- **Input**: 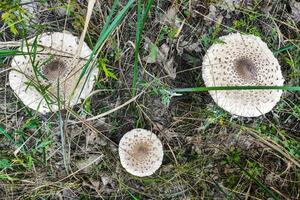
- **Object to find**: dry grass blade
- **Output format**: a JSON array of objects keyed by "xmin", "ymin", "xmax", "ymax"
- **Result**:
[
  {"xmin": 74, "ymin": 0, "xmax": 96, "ymax": 59},
  {"xmin": 75, "ymin": 91, "xmax": 144, "ymax": 123},
  {"xmin": 0, "ymin": 41, "xmax": 22, "ymax": 48}
]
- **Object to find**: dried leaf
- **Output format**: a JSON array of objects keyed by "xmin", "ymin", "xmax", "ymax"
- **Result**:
[
  {"xmin": 56, "ymin": 188, "xmax": 77, "ymax": 200},
  {"xmin": 144, "ymin": 42, "xmax": 176, "ymax": 79},
  {"xmin": 100, "ymin": 173, "xmax": 114, "ymax": 188},
  {"xmin": 144, "ymin": 43, "xmax": 159, "ymax": 64},
  {"xmin": 163, "ymin": 57, "xmax": 176, "ymax": 79},
  {"xmin": 291, "ymin": 1, "xmax": 300, "ymax": 22},
  {"xmin": 159, "ymin": 43, "xmax": 170, "ymax": 58},
  {"xmin": 161, "ymin": 7, "xmax": 177, "ymax": 26},
  {"xmin": 205, "ymin": 5, "xmax": 218, "ymax": 23},
  {"xmin": 217, "ymin": 0, "xmax": 253, "ymax": 11}
]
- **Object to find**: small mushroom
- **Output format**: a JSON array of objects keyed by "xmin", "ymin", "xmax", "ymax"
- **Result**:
[
  {"xmin": 9, "ymin": 32, "xmax": 98, "ymax": 114},
  {"xmin": 202, "ymin": 33, "xmax": 284, "ymax": 117},
  {"xmin": 118, "ymin": 128, "xmax": 164, "ymax": 177}
]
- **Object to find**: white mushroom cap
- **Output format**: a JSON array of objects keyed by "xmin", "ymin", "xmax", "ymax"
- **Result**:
[
  {"xmin": 202, "ymin": 33, "xmax": 284, "ymax": 117},
  {"xmin": 118, "ymin": 128, "xmax": 164, "ymax": 177},
  {"xmin": 9, "ymin": 32, "xmax": 98, "ymax": 114}
]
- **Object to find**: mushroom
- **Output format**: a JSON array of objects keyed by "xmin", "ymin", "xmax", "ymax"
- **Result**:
[
  {"xmin": 9, "ymin": 32, "xmax": 98, "ymax": 114},
  {"xmin": 118, "ymin": 128, "xmax": 163, "ymax": 177},
  {"xmin": 202, "ymin": 33, "xmax": 284, "ymax": 117}
]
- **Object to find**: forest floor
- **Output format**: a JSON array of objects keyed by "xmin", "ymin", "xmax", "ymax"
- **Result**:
[{"xmin": 0, "ymin": 0, "xmax": 300, "ymax": 199}]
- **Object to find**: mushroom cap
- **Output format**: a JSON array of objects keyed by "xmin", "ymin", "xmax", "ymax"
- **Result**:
[
  {"xmin": 202, "ymin": 33, "xmax": 284, "ymax": 117},
  {"xmin": 9, "ymin": 32, "xmax": 98, "ymax": 114},
  {"xmin": 118, "ymin": 128, "xmax": 163, "ymax": 177}
]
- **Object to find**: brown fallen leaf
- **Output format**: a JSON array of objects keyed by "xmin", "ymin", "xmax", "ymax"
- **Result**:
[
  {"xmin": 144, "ymin": 42, "xmax": 177, "ymax": 79},
  {"xmin": 161, "ymin": 7, "xmax": 181, "ymax": 28},
  {"xmin": 291, "ymin": 1, "xmax": 300, "ymax": 22}
]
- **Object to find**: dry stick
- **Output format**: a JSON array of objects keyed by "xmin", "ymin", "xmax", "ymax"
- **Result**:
[
  {"xmin": 76, "ymin": 0, "xmax": 96, "ymax": 58},
  {"xmin": 64, "ymin": 0, "xmax": 116, "ymax": 100},
  {"xmin": 67, "ymin": 0, "xmax": 96, "ymax": 74},
  {"xmin": 72, "ymin": 91, "xmax": 144, "ymax": 123},
  {"xmin": 66, "ymin": 95, "xmax": 146, "ymax": 152},
  {"xmin": 0, "ymin": 67, "xmax": 12, "ymax": 74},
  {"xmin": 61, "ymin": 0, "xmax": 96, "ymax": 111}
]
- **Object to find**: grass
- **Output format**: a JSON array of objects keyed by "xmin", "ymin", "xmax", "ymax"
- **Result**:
[
  {"xmin": 0, "ymin": 0, "xmax": 300, "ymax": 199},
  {"xmin": 73, "ymin": 0, "xmax": 134, "ymax": 103},
  {"xmin": 132, "ymin": 0, "xmax": 155, "ymax": 95}
]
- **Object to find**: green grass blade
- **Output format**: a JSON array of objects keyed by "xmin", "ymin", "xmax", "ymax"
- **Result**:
[
  {"xmin": 142, "ymin": 0, "xmax": 155, "ymax": 26},
  {"xmin": 0, "ymin": 49, "xmax": 20, "ymax": 56},
  {"xmin": 273, "ymin": 44, "xmax": 297, "ymax": 55},
  {"xmin": 0, "ymin": 125, "xmax": 15, "ymax": 144},
  {"xmin": 74, "ymin": 0, "xmax": 134, "ymax": 102},
  {"xmin": 0, "ymin": 49, "xmax": 34, "ymax": 57},
  {"xmin": 21, "ymin": 34, "xmax": 55, "ymax": 111},
  {"xmin": 132, "ymin": 0, "xmax": 142, "ymax": 96},
  {"xmin": 132, "ymin": 0, "xmax": 154, "ymax": 95},
  {"xmin": 172, "ymin": 85, "xmax": 300, "ymax": 93},
  {"xmin": 99, "ymin": 0, "xmax": 119, "ymax": 36},
  {"xmin": 94, "ymin": 1, "xmax": 133, "ymax": 52}
]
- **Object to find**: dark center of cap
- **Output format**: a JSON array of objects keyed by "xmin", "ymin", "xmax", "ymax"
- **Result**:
[
  {"xmin": 133, "ymin": 142, "xmax": 150, "ymax": 160},
  {"xmin": 234, "ymin": 58, "xmax": 257, "ymax": 80},
  {"xmin": 42, "ymin": 59, "xmax": 67, "ymax": 82}
]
